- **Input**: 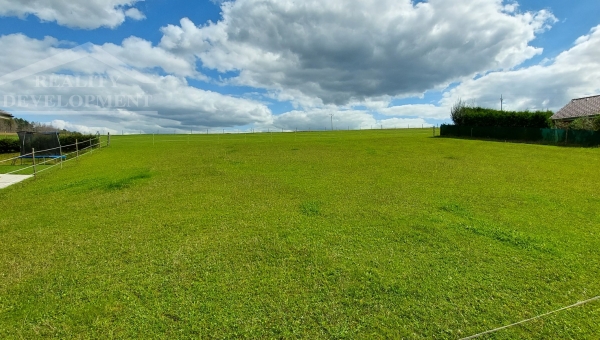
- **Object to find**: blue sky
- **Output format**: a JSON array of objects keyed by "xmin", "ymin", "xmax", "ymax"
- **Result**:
[{"xmin": 0, "ymin": 0, "xmax": 598, "ymax": 133}]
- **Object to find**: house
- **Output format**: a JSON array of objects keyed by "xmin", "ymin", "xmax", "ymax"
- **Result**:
[
  {"xmin": 551, "ymin": 95, "xmax": 600, "ymax": 122},
  {"xmin": 0, "ymin": 110, "xmax": 13, "ymax": 120}
]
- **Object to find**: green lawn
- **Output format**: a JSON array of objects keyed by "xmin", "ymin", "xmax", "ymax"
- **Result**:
[{"xmin": 1, "ymin": 130, "xmax": 599, "ymax": 339}]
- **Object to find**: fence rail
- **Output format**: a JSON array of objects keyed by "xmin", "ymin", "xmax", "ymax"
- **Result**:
[{"xmin": 0, "ymin": 136, "xmax": 109, "ymax": 179}]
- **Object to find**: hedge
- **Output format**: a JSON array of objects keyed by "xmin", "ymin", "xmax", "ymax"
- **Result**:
[
  {"xmin": 451, "ymin": 106, "xmax": 553, "ymax": 128},
  {"xmin": 0, "ymin": 134, "xmax": 100, "ymax": 154},
  {"xmin": 0, "ymin": 138, "xmax": 20, "ymax": 154},
  {"xmin": 59, "ymin": 134, "xmax": 100, "ymax": 153}
]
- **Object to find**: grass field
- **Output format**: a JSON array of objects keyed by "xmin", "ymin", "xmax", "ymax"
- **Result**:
[
  {"xmin": 0, "ymin": 133, "xmax": 17, "ymax": 139},
  {"xmin": 1, "ymin": 129, "xmax": 599, "ymax": 339}
]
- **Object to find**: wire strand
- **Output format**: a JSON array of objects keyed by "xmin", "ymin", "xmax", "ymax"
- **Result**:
[{"xmin": 460, "ymin": 296, "xmax": 600, "ymax": 340}]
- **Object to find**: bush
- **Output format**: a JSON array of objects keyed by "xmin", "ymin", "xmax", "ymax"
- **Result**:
[
  {"xmin": 0, "ymin": 138, "xmax": 20, "ymax": 154},
  {"xmin": 593, "ymin": 116, "xmax": 600, "ymax": 131},
  {"xmin": 451, "ymin": 105, "xmax": 553, "ymax": 128},
  {"xmin": 554, "ymin": 120, "xmax": 570, "ymax": 130},
  {"xmin": 450, "ymin": 99, "xmax": 468, "ymax": 126},
  {"xmin": 569, "ymin": 117, "xmax": 595, "ymax": 131}
]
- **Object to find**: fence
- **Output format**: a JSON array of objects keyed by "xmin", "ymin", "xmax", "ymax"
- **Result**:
[
  {"xmin": 440, "ymin": 125, "xmax": 600, "ymax": 146},
  {"xmin": 0, "ymin": 135, "xmax": 109, "ymax": 178}
]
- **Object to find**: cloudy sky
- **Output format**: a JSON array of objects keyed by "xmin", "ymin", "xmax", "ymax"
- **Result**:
[{"xmin": 0, "ymin": 0, "xmax": 598, "ymax": 133}]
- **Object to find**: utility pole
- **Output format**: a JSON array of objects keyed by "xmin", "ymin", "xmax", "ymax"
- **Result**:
[
  {"xmin": 330, "ymin": 114, "xmax": 334, "ymax": 131},
  {"xmin": 500, "ymin": 94, "xmax": 504, "ymax": 112}
]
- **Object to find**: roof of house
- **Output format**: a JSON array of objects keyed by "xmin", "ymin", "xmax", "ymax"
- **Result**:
[
  {"xmin": 0, "ymin": 111, "xmax": 13, "ymax": 120},
  {"xmin": 551, "ymin": 95, "xmax": 600, "ymax": 120}
]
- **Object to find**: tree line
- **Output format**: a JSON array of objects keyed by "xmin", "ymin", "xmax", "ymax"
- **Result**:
[{"xmin": 1, "ymin": 110, "xmax": 65, "ymax": 133}]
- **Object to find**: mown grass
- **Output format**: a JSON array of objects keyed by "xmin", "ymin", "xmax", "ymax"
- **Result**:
[
  {"xmin": 0, "ymin": 130, "xmax": 599, "ymax": 339},
  {"xmin": 0, "ymin": 152, "xmax": 88, "ymax": 175}
]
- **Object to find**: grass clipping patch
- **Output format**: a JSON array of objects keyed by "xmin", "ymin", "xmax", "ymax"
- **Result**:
[
  {"xmin": 441, "ymin": 203, "xmax": 556, "ymax": 254},
  {"xmin": 300, "ymin": 200, "xmax": 322, "ymax": 217}
]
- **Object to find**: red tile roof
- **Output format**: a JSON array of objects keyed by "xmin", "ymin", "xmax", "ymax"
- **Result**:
[{"xmin": 552, "ymin": 95, "xmax": 600, "ymax": 120}]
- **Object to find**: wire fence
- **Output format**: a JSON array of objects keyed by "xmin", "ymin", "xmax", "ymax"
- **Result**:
[
  {"xmin": 0, "ymin": 136, "xmax": 109, "ymax": 178},
  {"xmin": 108, "ymin": 126, "xmax": 441, "ymax": 146},
  {"xmin": 114, "ymin": 125, "xmax": 441, "ymax": 136},
  {"xmin": 2, "ymin": 127, "xmax": 438, "ymax": 179}
]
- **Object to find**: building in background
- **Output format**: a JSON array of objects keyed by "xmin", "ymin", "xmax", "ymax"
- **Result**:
[
  {"xmin": 551, "ymin": 95, "xmax": 600, "ymax": 122},
  {"xmin": 0, "ymin": 110, "xmax": 14, "ymax": 120}
]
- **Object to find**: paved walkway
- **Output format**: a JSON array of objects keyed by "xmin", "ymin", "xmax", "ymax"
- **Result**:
[{"xmin": 0, "ymin": 174, "xmax": 33, "ymax": 189}]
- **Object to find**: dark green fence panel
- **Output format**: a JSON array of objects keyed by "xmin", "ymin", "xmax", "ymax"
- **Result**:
[
  {"xmin": 441, "ymin": 125, "xmax": 542, "ymax": 141},
  {"xmin": 568, "ymin": 130, "xmax": 600, "ymax": 146},
  {"xmin": 442, "ymin": 125, "xmax": 600, "ymax": 146},
  {"xmin": 541, "ymin": 129, "xmax": 566, "ymax": 143}
]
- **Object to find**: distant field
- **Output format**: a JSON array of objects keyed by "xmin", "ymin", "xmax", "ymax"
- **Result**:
[
  {"xmin": 0, "ymin": 132, "xmax": 17, "ymax": 138},
  {"xmin": 1, "ymin": 129, "xmax": 599, "ymax": 338}
]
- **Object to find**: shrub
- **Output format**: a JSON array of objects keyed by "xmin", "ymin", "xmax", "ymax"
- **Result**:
[
  {"xmin": 554, "ymin": 120, "xmax": 570, "ymax": 130},
  {"xmin": 0, "ymin": 138, "xmax": 20, "ymax": 154},
  {"xmin": 593, "ymin": 116, "xmax": 600, "ymax": 131},
  {"xmin": 450, "ymin": 99, "xmax": 468, "ymax": 126},
  {"xmin": 569, "ymin": 117, "xmax": 595, "ymax": 131}
]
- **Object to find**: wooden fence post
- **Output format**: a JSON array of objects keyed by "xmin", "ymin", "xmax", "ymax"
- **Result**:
[{"xmin": 32, "ymin": 148, "xmax": 36, "ymax": 177}]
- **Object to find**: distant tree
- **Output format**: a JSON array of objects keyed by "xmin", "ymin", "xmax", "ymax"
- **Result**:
[{"xmin": 14, "ymin": 118, "xmax": 33, "ymax": 131}]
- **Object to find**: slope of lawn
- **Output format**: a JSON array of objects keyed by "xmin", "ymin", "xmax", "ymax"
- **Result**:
[{"xmin": 0, "ymin": 129, "xmax": 599, "ymax": 339}]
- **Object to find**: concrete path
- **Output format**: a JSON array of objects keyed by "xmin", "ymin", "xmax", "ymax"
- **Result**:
[{"xmin": 0, "ymin": 174, "xmax": 33, "ymax": 189}]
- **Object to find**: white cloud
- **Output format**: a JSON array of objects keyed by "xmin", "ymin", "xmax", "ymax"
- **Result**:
[
  {"xmin": 4, "ymin": 1, "xmax": 596, "ymax": 133},
  {"xmin": 273, "ymin": 108, "xmax": 375, "ymax": 131},
  {"xmin": 0, "ymin": 0, "xmax": 145, "ymax": 29},
  {"xmin": 159, "ymin": 0, "xmax": 556, "ymax": 106},
  {"xmin": 271, "ymin": 108, "xmax": 432, "ymax": 131},
  {"xmin": 0, "ymin": 34, "xmax": 273, "ymax": 131},
  {"xmin": 125, "ymin": 8, "xmax": 145, "ymax": 21},
  {"xmin": 101, "ymin": 37, "xmax": 201, "ymax": 79},
  {"xmin": 443, "ymin": 25, "xmax": 600, "ymax": 112},
  {"xmin": 379, "ymin": 117, "xmax": 433, "ymax": 129},
  {"xmin": 380, "ymin": 104, "xmax": 449, "ymax": 119},
  {"xmin": 49, "ymin": 119, "xmax": 119, "ymax": 134}
]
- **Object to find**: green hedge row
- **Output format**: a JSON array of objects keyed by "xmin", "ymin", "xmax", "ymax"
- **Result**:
[
  {"xmin": 451, "ymin": 107, "xmax": 553, "ymax": 128},
  {"xmin": 59, "ymin": 135, "xmax": 100, "ymax": 153},
  {"xmin": 0, "ymin": 134, "xmax": 100, "ymax": 154}
]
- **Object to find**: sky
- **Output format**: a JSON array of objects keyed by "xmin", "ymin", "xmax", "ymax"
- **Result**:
[{"xmin": 0, "ymin": 0, "xmax": 598, "ymax": 134}]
